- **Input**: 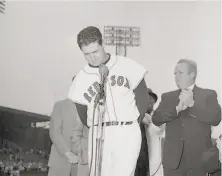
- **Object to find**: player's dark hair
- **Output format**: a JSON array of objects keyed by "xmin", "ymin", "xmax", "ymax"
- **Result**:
[{"xmin": 77, "ymin": 26, "xmax": 103, "ymax": 49}]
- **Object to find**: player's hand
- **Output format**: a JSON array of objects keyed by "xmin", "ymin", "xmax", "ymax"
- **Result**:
[
  {"xmin": 99, "ymin": 102, "xmax": 106, "ymax": 115},
  {"xmin": 142, "ymin": 113, "xmax": 152, "ymax": 125},
  {"xmin": 64, "ymin": 151, "xmax": 77, "ymax": 164}
]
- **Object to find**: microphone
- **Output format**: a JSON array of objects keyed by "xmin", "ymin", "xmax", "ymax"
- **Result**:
[
  {"xmin": 94, "ymin": 64, "xmax": 109, "ymax": 106},
  {"xmin": 99, "ymin": 64, "xmax": 109, "ymax": 90}
]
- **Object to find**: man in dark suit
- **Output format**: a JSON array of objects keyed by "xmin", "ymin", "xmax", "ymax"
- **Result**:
[{"xmin": 152, "ymin": 59, "xmax": 221, "ymax": 176}]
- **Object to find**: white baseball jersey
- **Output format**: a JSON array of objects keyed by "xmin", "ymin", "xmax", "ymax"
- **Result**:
[{"xmin": 68, "ymin": 55, "xmax": 147, "ymax": 127}]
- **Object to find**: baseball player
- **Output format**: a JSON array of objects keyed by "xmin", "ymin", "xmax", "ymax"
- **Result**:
[{"xmin": 68, "ymin": 26, "xmax": 151, "ymax": 176}]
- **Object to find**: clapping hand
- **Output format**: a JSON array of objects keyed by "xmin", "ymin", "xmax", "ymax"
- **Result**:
[
  {"xmin": 177, "ymin": 89, "xmax": 194, "ymax": 113},
  {"xmin": 180, "ymin": 89, "xmax": 194, "ymax": 107}
]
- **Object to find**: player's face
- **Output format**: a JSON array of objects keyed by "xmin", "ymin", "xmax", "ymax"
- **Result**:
[
  {"xmin": 81, "ymin": 42, "xmax": 106, "ymax": 67},
  {"xmin": 174, "ymin": 63, "xmax": 195, "ymax": 89}
]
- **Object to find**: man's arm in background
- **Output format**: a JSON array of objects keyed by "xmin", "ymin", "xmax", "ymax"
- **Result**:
[
  {"xmin": 49, "ymin": 102, "xmax": 70, "ymax": 156},
  {"xmin": 71, "ymin": 113, "xmax": 88, "ymax": 165},
  {"xmin": 152, "ymin": 93, "xmax": 179, "ymax": 126},
  {"xmin": 189, "ymin": 90, "xmax": 221, "ymax": 126}
]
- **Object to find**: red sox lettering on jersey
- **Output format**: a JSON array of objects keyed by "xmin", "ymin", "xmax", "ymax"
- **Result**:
[
  {"xmin": 68, "ymin": 55, "xmax": 148, "ymax": 126},
  {"xmin": 83, "ymin": 76, "xmax": 130, "ymax": 103}
]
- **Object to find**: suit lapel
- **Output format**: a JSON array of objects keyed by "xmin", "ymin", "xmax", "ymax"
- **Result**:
[
  {"xmin": 192, "ymin": 85, "xmax": 198, "ymax": 102},
  {"xmin": 175, "ymin": 89, "xmax": 181, "ymax": 106}
]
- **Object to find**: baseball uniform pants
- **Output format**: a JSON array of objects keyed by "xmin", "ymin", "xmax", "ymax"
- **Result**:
[{"xmin": 88, "ymin": 121, "xmax": 142, "ymax": 176}]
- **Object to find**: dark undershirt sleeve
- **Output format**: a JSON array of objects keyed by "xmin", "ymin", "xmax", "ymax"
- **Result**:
[
  {"xmin": 75, "ymin": 103, "xmax": 88, "ymax": 128},
  {"xmin": 133, "ymin": 79, "xmax": 152, "ymax": 123}
]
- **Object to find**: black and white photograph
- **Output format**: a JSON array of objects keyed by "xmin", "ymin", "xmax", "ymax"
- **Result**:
[{"xmin": 0, "ymin": 1, "xmax": 221, "ymax": 176}]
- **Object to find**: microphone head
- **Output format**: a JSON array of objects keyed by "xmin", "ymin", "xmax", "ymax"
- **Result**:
[{"xmin": 99, "ymin": 64, "xmax": 109, "ymax": 76}]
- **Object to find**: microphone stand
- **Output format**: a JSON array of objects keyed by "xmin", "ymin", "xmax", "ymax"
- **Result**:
[{"xmin": 94, "ymin": 83, "xmax": 106, "ymax": 176}]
